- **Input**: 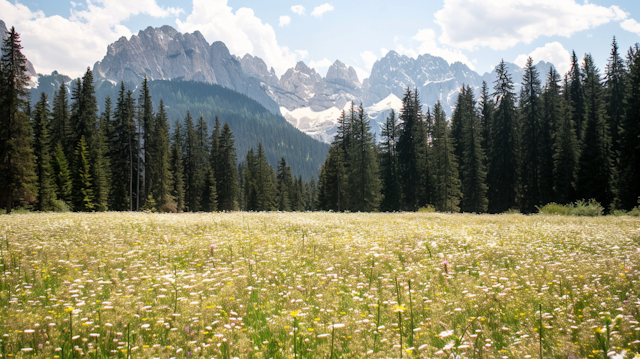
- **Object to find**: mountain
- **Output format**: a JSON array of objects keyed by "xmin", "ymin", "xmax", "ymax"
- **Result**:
[
  {"xmin": 92, "ymin": 25, "xmax": 281, "ymax": 114},
  {"xmin": 1, "ymin": 19, "xmax": 37, "ymax": 77}
]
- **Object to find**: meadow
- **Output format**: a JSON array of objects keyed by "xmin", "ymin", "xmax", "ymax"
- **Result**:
[{"xmin": 0, "ymin": 212, "xmax": 639, "ymax": 359}]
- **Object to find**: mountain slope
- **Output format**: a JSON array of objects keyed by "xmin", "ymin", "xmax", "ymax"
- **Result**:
[{"xmin": 1, "ymin": 19, "xmax": 37, "ymax": 77}]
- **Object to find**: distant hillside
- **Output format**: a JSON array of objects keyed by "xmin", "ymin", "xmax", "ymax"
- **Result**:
[{"xmin": 32, "ymin": 76, "xmax": 328, "ymax": 180}]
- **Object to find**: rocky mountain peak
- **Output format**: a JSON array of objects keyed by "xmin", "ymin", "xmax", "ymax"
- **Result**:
[{"xmin": 326, "ymin": 60, "xmax": 360, "ymax": 89}]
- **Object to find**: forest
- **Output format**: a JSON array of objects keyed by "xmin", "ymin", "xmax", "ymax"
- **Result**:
[{"xmin": 1, "ymin": 26, "xmax": 639, "ymax": 214}]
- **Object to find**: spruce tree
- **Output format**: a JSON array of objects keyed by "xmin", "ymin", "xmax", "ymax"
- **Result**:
[
  {"xmin": 139, "ymin": 77, "xmax": 154, "ymax": 206},
  {"xmin": 33, "ymin": 92, "xmax": 57, "ymax": 211},
  {"xmin": 379, "ymin": 109, "xmax": 401, "ymax": 211},
  {"xmin": 0, "ymin": 26, "xmax": 36, "ymax": 213},
  {"xmin": 50, "ymin": 82, "xmax": 71, "ymax": 158},
  {"xmin": 616, "ymin": 47, "xmax": 640, "ymax": 210},
  {"xmin": 183, "ymin": 112, "xmax": 200, "ymax": 211},
  {"xmin": 346, "ymin": 104, "xmax": 380, "ymax": 212},
  {"xmin": 576, "ymin": 54, "xmax": 614, "ymax": 209},
  {"xmin": 252, "ymin": 143, "xmax": 276, "ymax": 211},
  {"xmin": 92, "ymin": 85, "xmax": 110, "ymax": 211},
  {"xmin": 276, "ymin": 157, "xmax": 293, "ymax": 211},
  {"xmin": 487, "ymin": 60, "xmax": 519, "ymax": 213},
  {"xmin": 456, "ymin": 86, "xmax": 488, "ymax": 213},
  {"xmin": 553, "ymin": 76, "xmax": 579, "ymax": 204},
  {"xmin": 518, "ymin": 57, "xmax": 544, "ymax": 213},
  {"xmin": 51, "ymin": 144, "xmax": 72, "ymax": 205},
  {"xmin": 569, "ymin": 51, "xmax": 586, "ymax": 142},
  {"xmin": 217, "ymin": 123, "xmax": 239, "ymax": 211},
  {"xmin": 604, "ymin": 37, "xmax": 626, "ymax": 162},
  {"xmin": 151, "ymin": 100, "xmax": 175, "ymax": 212},
  {"xmin": 431, "ymin": 101, "xmax": 461, "ymax": 212},
  {"xmin": 73, "ymin": 136, "xmax": 94, "ymax": 211},
  {"xmin": 479, "ymin": 80, "xmax": 494, "ymax": 158},
  {"xmin": 170, "ymin": 119, "xmax": 185, "ymax": 211},
  {"xmin": 317, "ymin": 146, "xmax": 347, "ymax": 211},
  {"xmin": 109, "ymin": 83, "xmax": 134, "ymax": 211},
  {"xmin": 540, "ymin": 67, "xmax": 562, "ymax": 205}
]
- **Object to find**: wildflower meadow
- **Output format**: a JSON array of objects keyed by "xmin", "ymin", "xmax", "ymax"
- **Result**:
[{"xmin": 0, "ymin": 212, "xmax": 639, "ymax": 358}]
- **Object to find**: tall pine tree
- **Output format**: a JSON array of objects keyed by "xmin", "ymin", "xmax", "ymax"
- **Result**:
[
  {"xmin": 170, "ymin": 119, "xmax": 185, "ymax": 211},
  {"xmin": 217, "ymin": 123, "xmax": 238, "ymax": 211},
  {"xmin": 553, "ymin": 75, "xmax": 579, "ymax": 204},
  {"xmin": 32, "ymin": 92, "xmax": 57, "ymax": 211},
  {"xmin": 346, "ymin": 104, "xmax": 380, "ymax": 212},
  {"xmin": 431, "ymin": 101, "xmax": 461, "ymax": 212},
  {"xmin": 379, "ymin": 109, "xmax": 401, "ymax": 211}
]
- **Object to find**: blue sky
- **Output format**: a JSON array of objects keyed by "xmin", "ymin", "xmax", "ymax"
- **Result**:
[{"xmin": 3, "ymin": 0, "xmax": 640, "ymax": 79}]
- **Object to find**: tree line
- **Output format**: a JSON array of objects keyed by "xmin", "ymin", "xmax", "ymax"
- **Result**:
[
  {"xmin": 317, "ymin": 37, "xmax": 640, "ymax": 213},
  {"xmin": 0, "ymin": 27, "xmax": 318, "ymax": 213}
]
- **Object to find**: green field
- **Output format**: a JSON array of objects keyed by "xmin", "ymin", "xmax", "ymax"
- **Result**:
[{"xmin": 0, "ymin": 212, "xmax": 639, "ymax": 358}]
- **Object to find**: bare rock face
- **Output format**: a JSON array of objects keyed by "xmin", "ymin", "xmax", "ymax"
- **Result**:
[
  {"xmin": 92, "ymin": 25, "xmax": 280, "ymax": 114},
  {"xmin": 239, "ymin": 54, "xmax": 279, "ymax": 88},
  {"xmin": 0, "ymin": 19, "xmax": 37, "ymax": 77},
  {"xmin": 325, "ymin": 60, "xmax": 360, "ymax": 89}
]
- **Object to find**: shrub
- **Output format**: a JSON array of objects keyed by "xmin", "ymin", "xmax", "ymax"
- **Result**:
[
  {"xmin": 537, "ymin": 199, "xmax": 603, "ymax": 216},
  {"xmin": 628, "ymin": 206, "xmax": 640, "ymax": 217},
  {"xmin": 418, "ymin": 205, "xmax": 436, "ymax": 213},
  {"xmin": 537, "ymin": 203, "xmax": 571, "ymax": 215},
  {"xmin": 51, "ymin": 199, "xmax": 71, "ymax": 212}
]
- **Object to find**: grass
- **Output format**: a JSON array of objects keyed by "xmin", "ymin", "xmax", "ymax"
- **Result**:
[{"xmin": 0, "ymin": 212, "xmax": 639, "ymax": 358}]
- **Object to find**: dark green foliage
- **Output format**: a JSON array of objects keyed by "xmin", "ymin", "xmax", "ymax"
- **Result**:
[
  {"xmin": 479, "ymin": 80, "xmax": 493, "ymax": 158},
  {"xmin": 518, "ymin": 58, "xmax": 544, "ymax": 213},
  {"xmin": 33, "ymin": 92, "xmax": 57, "ymax": 211},
  {"xmin": 139, "ymin": 77, "xmax": 154, "ymax": 205},
  {"xmin": 487, "ymin": 60, "xmax": 519, "ymax": 213},
  {"xmin": 276, "ymin": 157, "xmax": 293, "ymax": 211},
  {"xmin": 616, "ymin": 46, "xmax": 640, "ymax": 210},
  {"xmin": 553, "ymin": 75, "xmax": 579, "ymax": 204},
  {"xmin": 346, "ymin": 104, "xmax": 380, "ymax": 212},
  {"xmin": 454, "ymin": 86, "xmax": 488, "ymax": 213},
  {"xmin": 244, "ymin": 144, "xmax": 276, "ymax": 211},
  {"xmin": 92, "ymin": 98, "xmax": 111, "ymax": 211},
  {"xmin": 0, "ymin": 26, "xmax": 36, "ymax": 213},
  {"xmin": 569, "ymin": 51, "xmax": 586, "ymax": 142},
  {"xmin": 379, "ymin": 109, "xmax": 401, "ymax": 211},
  {"xmin": 431, "ymin": 101, "xmax": 461, "ymax": 212},
  {"xmin": 72, "ymin": 136, "xmax": 94, "ymax": 211},
  {"xmin": 170, "ymin": 120, "xmax": 185, "ymax": 211},
  {"xmin": 576, "ymin": 54, "xmax": 614, "ymax": 209},
  {"xmin": 150, "ymin": 100, "xmax": 175, "ymax": 212},
  {"xmin": 605, "ymin": 37, "xmax": 626, "ymax": 163},
  {"xmin": 217, "ymin": 123, "xmax": 239, "ymax": 211},
  {"xmin": 397, "ymin": 88, "xmax": 429, "ymax": 211},
  {"xmin": 50, "ymin": 82, "xmax": 71, "ymax": 157},
  {"xmin": 317, "ymin": 146, "xmax": 347, "ymax": 211},
  {"xmin": 109, "ymin": 83, "xmax": 136, "ymax": 211},
  {"xmin": 540, "ymin": 67, "xmax": 562, "ymax": 205}
]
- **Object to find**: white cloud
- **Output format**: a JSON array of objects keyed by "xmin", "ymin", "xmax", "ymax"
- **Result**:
[
  {"xmin": 352, "ymin": 66, "xmax": 368, "ymax": 81},
  {"xmin": 311, "ymin": 3, "xmax": 334, "ymax": 18},
  {"xmin": 0, "ymin": 0, "xmax": 182, "ymax": 78},
  {"xmin": 360, "ymin": 51, "xmax": 377, "ymax": 70},
  {"xmin": 621, "ymin": 18, "xmax": 640, "ymax": 36},
  {"xmin": 176, "ymin": 0, "xmax": 307, "ymax": 76},
  {"xmin": 279, "ymin": 15, "xmax": 291, "ymax": 27},
  {"xmin": 435, "ymin": 0, "xmax": 628, "ymax": 51},
  {"xmin": 380, "ymin": 48, "xmax": 389, "ymax": 57},
  {"xmin": 514, "ymin": 41, "xmax": 571, "ymax": 75},
  {"xmin": 413, "ymin": 29, "xmax": 475, "ymax": 70},
  {"xmin": 309, "ymin": 58, "xmax": 332, "ymax": 70},
  {"xmin": 290, "ymin": 5, "xmax": 305, "ymax": 15}
]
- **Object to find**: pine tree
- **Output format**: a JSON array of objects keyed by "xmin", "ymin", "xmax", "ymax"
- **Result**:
[
  {"xmin": 79, "ymin": 67, "xmax": 98, "ymax": 146},
  {"xmin": 479, "ymin": 80, "xmax": 494, "ymax": 158},
  {"xmin": 252, "ymin": 143, "xmax": 276, "ymax": 211},
  {"xmin": 605, "ymin": 37, "xmax": 626, "ymax": 162},
  {"xmin": 540, "ymin": 67, "xmax": 562, "ymax": 205},
  {"xmin": 487, "ymin": 60, "xmax": 519, "ymax": 213},
  {"xmin": 455, "ymin": 86, "xmax": 488, "ymax": 213},
  {"xmin": 109, "ymin": 83, "xmax": 135, "ymax": 211},
  {"xmin": 139, "ymin": 77, "xmax": 154, "ymax": 207},
  {"xmin": 0, "ymin": 26, "xmax": 36, "ymax": 213},
  {"xmin": 431, "ymin": 101, "xmax": 461, "ymax": 212},
  {"xmin": 276, "ymin": 157, "xmax": 293, "ymax": 211},
  {"xmin": 170, "ymin": 119, "xmax": 185, "ymax": 211},
  {"xmin": 616, "ymin": 47, "xmax": 640, "ymax": 210},
  {"xmin": 33, "ymin": 92, "xmax": 57, "ymax": 211},
  {"xmin": 397, "ymin": 88, "xmax": 428, "ymax": 210},
  {"xmin": 569, "ymin": 51, "xmax": 586, "ymax": 142},
  {"xmin": 577, "ymin": 54, "xmax": 614, "ymax": 209},
  {"xmin": 518, "ymin": 57, "xmax": 544, "ymax": 213},
  {"xmin": 553, "ymin": 75, "xmax": 579, "ymax": 204},
  {"xmin": 317, "ymin": 145, "xmax": 347, "ymax": 211},
  {"xmin": 149, "ymin": 100, "xmax": 175, "ymax": 212},
  {"xmin": 73, "ymin": 136, "xmax": 94, "ymax": 211},
  {"xmin": 217, "ymin": 123, "xmax": 239, "ymax": 211},
  {"xmin": 379, "ymin": 109, "xmax": 401, "ymax": 211},
  {"xmin": 346, "ymin": 104, "xmax": 380, "ymax": 212},
  {"xmin": 183, "ymin": 112, "xmax": 200, "ymax": 211},
  {"xmin": 50, "ymin": 82, "xmax": 71, "ymax": 158},
  {"xmin": 51, "ymin": 144, "xmax": 72, "ymax": 204}
]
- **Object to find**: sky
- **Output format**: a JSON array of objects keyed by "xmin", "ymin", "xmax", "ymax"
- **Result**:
[{"xmin": 2, "ymin": 0, "xmax": 640, "ymax": 80}]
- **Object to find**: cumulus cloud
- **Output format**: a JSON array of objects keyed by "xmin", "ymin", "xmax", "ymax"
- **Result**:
[
  {"xmin": 309, "ymin": 58, "xmax": 332, "ymax": 70},
  {"xmin": 290, "ymin": 5, "xmax": 305, "ymax": 15},
  {"xmin": 311, "ymin": 3, "xmax": 334, "ymax": 18},
  {"xmin": 514, "ymin": 41, "xmax": 571, "ymax": 75},
  {"xmin": 413, "ymin": 29, "xmax": 475, "ymax": 70},
  {"xmin": 360, "ymin": 51, "xmax": 377, "ymax": 71},
  {"xmin": 176, "ymin": 0, "xmax": 307, "ymax": 76},
  {"xmin": 0, "ymin": 0, "xmax": 182, "ymax": 78},
  {"xmin": 279, "ymin": 15, "xmax": 291, "ymax": 27},
  {"xmin": 435, "ymin": 0, "xmax": 628, "ymax": 50},
  {"xmin": 621, "ymin": 18, "xmax": 640, "ymax": 36}
]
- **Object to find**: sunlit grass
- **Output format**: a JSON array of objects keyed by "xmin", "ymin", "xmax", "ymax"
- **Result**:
[{"xmin": 0, "ymin": 212, "xmax": 639, "ymax": 358}]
